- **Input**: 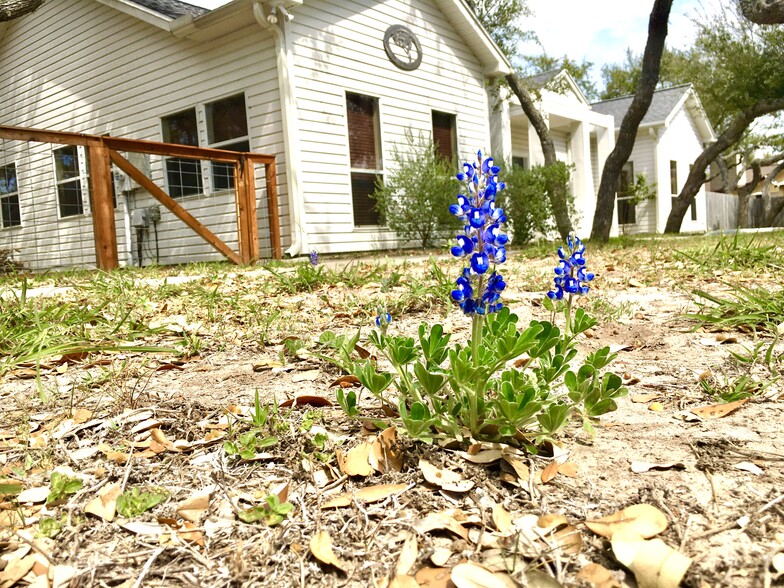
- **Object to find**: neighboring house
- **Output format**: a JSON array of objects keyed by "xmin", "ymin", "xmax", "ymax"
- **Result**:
[
  {"xmin": 591, "ymin": 84, "xmax": 716, "ymax": 234},
  {"xmin": 491, "ymin": 69, "xmax": 618, "ymax": 238},
  {"xmin": 0, "ymin": 0, "xmax": 511, "ymax": 269}
]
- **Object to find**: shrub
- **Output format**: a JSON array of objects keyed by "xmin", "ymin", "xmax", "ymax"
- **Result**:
[{"xmin": 371, "ymin": 130, "xmax": 460, "ymax": 248}]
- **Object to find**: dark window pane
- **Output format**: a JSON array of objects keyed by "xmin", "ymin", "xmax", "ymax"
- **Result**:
[
  {"xmin": 206, "ymin": 95, "xmax": 248, "ymax": 144},
  {"xmin": 690, "ymin": 200, "xmax": 698, "ymax": 221},
  {"xmin": 617, "ymin": 200, "xmax": 636, "ymax": 225},
  {"xmin": 212, "ymin": 140, "xmax": 250, "ymax": 191},
  {"xmin": 512, "ymin": 156, "xmax": 527, "ymax": 170},
  {"xmin": 58, "ymin": 181, "xmax": 84, "ymax": 217},
  {"xmin": 54, "ymin": 146, "xmax": 80, "ymax": 180},
  {"xmin": 351, "ymin": 172, "xmax": 381, "ymax": 226},
  {"xmin": 163, "ymin": 109, "xmax": 199, "ymax": 146},
  {"xmin": 432, "ymin": 111, "xmax": 456, "ymax": 161},
  {"xmin": 1, "ymin": 195, "xmax": 21, "ymax": 227},
  {"xmin": 670, "ymin": 161, "xmax": 678, "ymax": 194},
  {"xmin": 347, "ymin": 93, "xmax": 379, "ymax": 169},
  {"xmin": 166, "ymin": 158, "xmax": 203, "ymax": 198},
  {"xmin": 0, "ymin": 164, "xmax": 17, "ymax": 195}
]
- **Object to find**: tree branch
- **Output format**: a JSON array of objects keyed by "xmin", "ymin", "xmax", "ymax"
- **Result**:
[
  {"xmin": 738, "ymin": 0, "xmax": 784, "ymax": 24},
  {"xmin": 0, "ymin": 0, "xmax": 45, "ymax": 22}
]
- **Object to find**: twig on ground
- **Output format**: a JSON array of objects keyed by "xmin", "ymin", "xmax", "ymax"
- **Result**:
[{"xmin": 132, "ymin": 546, "xmax": 165, "ymax": 588}]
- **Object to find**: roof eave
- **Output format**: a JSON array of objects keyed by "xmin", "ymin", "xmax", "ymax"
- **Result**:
[
  {"xmin": 431, "ymin": 0, "xmax": 512, "ymax": 77},
  {"xmin": 95, "ymin": 0, "xmax": 173, "ymax": 30}
]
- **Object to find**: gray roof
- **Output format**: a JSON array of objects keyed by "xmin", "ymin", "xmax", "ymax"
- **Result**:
[
  {"xmin": 591, "ymin": 84, "xmax": 692, "ymax": 127},
  {"xmin": 129, "ymin": 0, "xmax": 208, "ymax": 19},
  {"xmin": 526, "ymin": 69, "xmax": 560, "ymax": 88}
]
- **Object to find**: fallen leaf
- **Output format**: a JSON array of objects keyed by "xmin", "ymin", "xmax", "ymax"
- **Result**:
[
  {"xmin": 84, "ymin": 483, "xmax": 122, "ymax": 522},
  {"xmin": 119, "ymin": 521, "xmax": 165, "ymax": 537},
  {"xmin": 575, "ymin": 563, "xmax": 622, "ymax": 588},
  {"xmin": 395, "ymin": 533, "xmax": 418, "ymax": 576},
  {"xmin": 541, "ymin": 461, "xmax": 559, "ymax": 484},
  {"xmin": 321, "ymin": 483, "xmax": 409, "ymax": 508},
  {"xmin": 648, "ymin": 402, "xmax": 664, "ymax": 412},
  {"xmin": 457, "ymin": 449, "xmax": 504, "ymax": 464},
  {"xmin": 559, "ymin": 462, "xmax": 578, "ymax": 477},
  {"xmin": 370, "ymin": 426, "xmax": 403, "ymax": 474},
  {"xmin": 280, "ymin": 395, "xmax": 333, "ymax": 408},
  {"xmin": 176, "ymin": 491, "xmax": 211, "ymax": 522},
  {"xmin": 430, "ymin": 548, "xmax": 452, "ymax": 567},
  {"xmin": 0, "ymin": 555, "xmax": 36, "ymax": 587},
  {"xmin": 336, "ymin": 441, "xmax": 374, "ymax": 477},
  {"xmin": 419, "ymin": 459, "xmax": 474, "ymax": 493},
  {"xmin": 630, "ymin": 461, "xmax": 686, "ymax": 473},
  {"xmin": 631, "ymin": 394, "xmax": 661, "ymax": 403},
  {"xmin": 252, "ymin": 359, "xmax": 284, "ymax": 372},
  {"xmin": 292, "ymin": 369, "xmax": 319, "ymax": 383},
  {"xmin": 699, "ymin": 334, "xmax": 738, "ymax": 346},
  {"xmin": 177, "ymin": 521, "xmax": 205, "ymax": 546},
  {"xmin": 492, "ymin": 503, "xmax": 512, "ymax": 534},
  {"xmin": 17, "ymin": 486, "xmax": 49, "ymax": 504},
  {"xmin": 690, "ymin": 398, "xmax": 748, "ymax": 419},
  {"xmin": 310, "ymin": 530, "xmax": 346, "ymax": 571},
  {"xmin": 450, "ymin": 562, "xmax": 518, "ymax": 588},
  {"xmin": 585, "ymin": 504, "xmax": 668, "ymax": 540},
  {"xmin": 329, "ymin": 375, "xmax": 362, "ymax": 388},
  {"xmin": 733, "ymin": 461, "xmax": 764, "ymax": 475},
  {"xmin": 502, "ymin": 455, "xmax": 531, "ymax": 481},
  {"xmin": 415, "ymin": 566, "xmax": 452, "ymax": 587},
  {"xmin": 525, "ymin": 569, "xmax": 566, "ymax": 587},
  {"xmin": 389, "ymin": 575, "xmax": 419, "ymax": 588},
  {"xmin": 150, "ymin": 428, "xmax": 176, "ymax": 451},
  {"xmin": 414, "ymin": 512, "xmax": 470, "ymax": 541},
  {"xmin": 537, "ymin": 514, "xmax": 583, "ymax": 555},
  {"xmin": 611, "ymin": 537, "xmax": 691, "ymax": 588},
  {"xmin": 628, "ymin": 278, "xmax": 645, "ymax": 288}
]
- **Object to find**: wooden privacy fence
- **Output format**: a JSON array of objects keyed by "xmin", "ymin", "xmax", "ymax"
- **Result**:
[{"xmin": 0, "ymin": 125, "xmax": 281, "ymax": 269}]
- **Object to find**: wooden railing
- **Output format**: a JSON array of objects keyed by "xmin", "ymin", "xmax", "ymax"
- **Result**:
[{"xmin": 0, "ymin": 125, "xmax": 281, "ymax": 269}]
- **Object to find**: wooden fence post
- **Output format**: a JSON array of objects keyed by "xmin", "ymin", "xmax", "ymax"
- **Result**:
[
  {"xmin": 87, "ymin": 139, "xmax": 119, "ymax": 270},
  {"xmin": 265, "ymin": 160, "xmax": 282, "ymax": 260}
]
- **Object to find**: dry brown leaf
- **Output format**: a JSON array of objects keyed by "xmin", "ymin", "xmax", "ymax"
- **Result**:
[
  {"xmin": 292, "ymin": 369, "xmax": 319, "ymax": 383},
  {"xmin": 370, "ymin": 426, "xmax": 403, "ymax": 473},
  {"xmin": 16, "ymin": 486, "xmax": 49, "ymax": 504},
  {"xmin": 733, "ymin": 461, "xmax": 764, "ymax": 475},
  {"xmin": 83, "ymin": 483, "xmax": 122, "ymax": 522},
  {"xmin": 0, "ymin": 554, "xmax": 36, "ymax": 587},
  {"xmin": 558, "ymin": 462, "xmax": 578, "ymax": 477},
  {"xmin": 450, "ymin": 562, "xmax": 518, "ymax": 588},
  {"xmin": 492, "ymin": 503, "xmax": 512, "ymax": 534},
  {"xmin": 690, "ymin": 398, "xmax": 748, "ymax": 419},
  {"xmin": 630, "ymin": 461, "xmax": 685, "ymax": 473},
  {"xmin": 430, "ymin": 548, "xmax": 452, "ymax": 567},
  {"xmin": 415, "ymin": 567, "xmax": 452, "ymax": 587},
  {"xmin": 501, "ymin": 455, "xmax": 530, "ymax": 481},
  {"xmin": 309, "ymin": 530, "xmax": 346, "ymax": 571},
  {"xmin": 119, "ymin": 521, "xmax": 165, "ymax": 537},
  {"xmin": 395, "ymin": 533, "xmax": 418, "ymax": 576},
  {"xmin": 628, "ymin": 278, "xmax": 645, "ymax": 288},
  {"xmin": 419, "ymin": 459, "xmax": 474, "ymax": 493},
  {"xmin": 575, "ymin": 563, "xmax": 621, "ymax": 588},
  {"xmin": 541, "ymin": 461, "xmax": 559, "ymax": 484},
  {"xmin": 647, "ymin": 402, "xmax": 664, "ymax": 412},
  {"xmin": 271, "ymin": 481, "xmax": 290, "ymax": 503},
  {"xmin": 611, "ymin": 537, "xmax": 691, "ymax": 588},
  {"xmin": 71, "ymin": 408, "xmax": 92, "ymax": 424},
  {"xmin": 336, "ymin": 442, "xmax": 375, "ymax": 477},
  {"xmin": 329, "ymin": 375, "xmax": 362, "ymax": 388},
  {"xmin": 320, "ymin": 483, "xmax": 409, "ymax": 509},
  {"xmin": 457, "ymin": 449, "xmax": 504, "ymax": 464},
  {"xmin": 389, "ymin": 575, "xmax": 419, "ymax": 588},
  {"xmin": 177, "ymin": 521, "xmax": 205, "ymax": 546},
  {"xmin": 414, "ymin": 512, "xmax": 470, "ymax": 541},
  {"xmin": 150, "ymin": 428, "xmax": 176, "ymax": 451},
  {"xmin": 585, "ymin": 504, "xmax": 668, "ymax": 540},
  {"xmin": 537, "ymin": 514, "xmax": 583, "ymax": 556},
  {"xmin": 176, "ymin": 491, "xmax": 211, "ymax": 523},
  {"xmin": 631, "ymin": 394, "xmax": 660, "ymax": 403}
]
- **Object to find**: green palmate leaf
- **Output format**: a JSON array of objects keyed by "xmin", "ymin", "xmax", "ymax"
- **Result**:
[
  {"xmin": 385, "ymin": 335, "xmax": 419, "ymax": 365},
  {"xmin": 238, "ymin": 495, "xmax": 294, "ymax": 525},
  {"xmin": 537, "ymin": 403, "xmax": 571, "ymax": 436},
  {"xmin": 46, "ymin": 472, "xmax": 83, "ymax": 504},
  {"xmin": 336, "ymin": 388, "xmax": 359, "ymax": 417},
  {"xmin": 413, "ymin": 361, "xmax": 447, "ymax": 396},
  {"xmin": 116, "ymin": 487, "xmax": 168, "ymax": 518},
  {"xmin": 38, "ymin": 517, "xmax": 63, "ymax": 538},
  {"xmin": 399, "ymin": 400, "xmax": 437, "ymax": 442},
  {"xmin": 353, "ymin": 360, "xmax": 394, "ymax": 396},
  {"xmin": 571, "ymin": 309, "xmax": 598, "ymax": 335},
  {"xmin": 418, "ymin": 323, "xmax": 450, "ymax": 367},
  {"xmin": 0, "ymin": 482, "xmax": 23, "ymax": 497},
  {"xmin": 586, "ymin": 346, "xmax": 617, "ymax": 371},
  {"xmin": 528, "ymin": 321, "xmax": 561, "ymax": 359}
]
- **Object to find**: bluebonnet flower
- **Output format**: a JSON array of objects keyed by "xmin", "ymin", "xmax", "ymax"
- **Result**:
[
  {"xmin": 449, "ymin": 151, "xmax": 508, "ymax": 315},
  {"xmin": 309, "ymin": 250, "xmax": 319, "ymax": 266},
  {"xmin": 375, "ymin": 311, "xmax": 392, "ymax": 328},
  {"xmin": 547, "ymin": 233, "xmax": 595, "ymax": 300}
]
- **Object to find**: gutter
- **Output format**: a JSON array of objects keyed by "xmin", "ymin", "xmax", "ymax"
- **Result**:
[{"xmin": 253, "ymin": 0, "xmax": 308, "ymax": 257}]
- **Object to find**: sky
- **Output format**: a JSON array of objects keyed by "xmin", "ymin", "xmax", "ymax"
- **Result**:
[{"xmin": 186, "ymin": 0, "xmax": 706, "ymax": 90}]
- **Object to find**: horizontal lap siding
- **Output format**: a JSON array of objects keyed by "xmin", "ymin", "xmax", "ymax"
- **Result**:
[
  {"xmin": 0, "ymin": 0, "xmax": 286, "ymax": 269},
  {"xmin": 620, "ymin": 134, "xmax": 656, "ymax": 235},
  {"xmin": 291, "ymin": 0, "xmax": 491, "ymax": 253}
]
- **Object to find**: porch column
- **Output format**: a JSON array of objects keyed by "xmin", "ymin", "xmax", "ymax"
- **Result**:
[
  {"xmin": 594, "ymin": 124, "xmax": 618, "ymax": 237},
  {"xmin": 487, "ymin": 84, "xmax": 512, "ymax": 165},
  {"xmin": 527, "ymin": 114, "xmax": 546, "ymax": 167}
]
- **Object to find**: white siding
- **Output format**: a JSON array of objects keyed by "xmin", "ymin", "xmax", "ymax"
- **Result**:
[
  {"xmin": 290, "ymin": 0, "xmax": 492, "ymax": 253},
  {"xmin": 618, "ymin": 132, "xmax": 657, "ymax": 235},
  {"xmin": 0, "ymin": 0, "xmax": 285, "ymax": 269}
]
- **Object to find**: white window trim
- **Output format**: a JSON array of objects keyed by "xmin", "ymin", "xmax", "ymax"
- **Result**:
[
  {"xmin": 0, "ymin": 160, "xmax": 22, "ymax": 229},
  {"xmin": 344, "ymin": 90, "xmax": 385, "ymax": 228},
  {"xmin": 431, "ymin": 109, "xmax": 459, "ymax": 161},
  {"xmin": 53, "ymin": 145, "xmax": 90, "ymax": 220}
]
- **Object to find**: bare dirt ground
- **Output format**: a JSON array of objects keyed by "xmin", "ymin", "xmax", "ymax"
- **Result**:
[{"xmin": 1, "ymin": 237, "xmax": 783, "ymax": 588}]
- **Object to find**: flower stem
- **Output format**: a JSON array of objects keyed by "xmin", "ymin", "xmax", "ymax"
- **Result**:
[{"xmin": 565, "ymin": 294, "xmax": 573, "ymax": 336}]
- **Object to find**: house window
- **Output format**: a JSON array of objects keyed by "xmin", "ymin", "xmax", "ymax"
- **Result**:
[
  {"xmin": 688, "ymin": 164, "xmax": 698, "ymax": 221},
  {"xmin": 0, "ymin": 163, "xmax": 21, "ymax": 228},
  {"xmin": 432, "ymin": 111, "xmax": 456, "ymax": 161},
  {"xmin": 616, "ymin": 162, "xmax": 636, "ymax": 225},
  {"xmin": 53, "ymin": 145, "xmax": 87, "ymax": 218},
  {"xmin": 512, "ymin": 156, "xmax": 528, "ymax": 170},
  {"xmin": 346, "ymin": 92, "xmax": 382, "ymax": 226},
  {"xmin": 670, "ymin": 160, "xmax": 678, "ymax": 211},
  {"xmin": 162, "ymin": 108, "xmax": 203, "ymax": 198},
  {"xmin": 206, "ymin": 94, "xmax": 250, "ymax": 192}
]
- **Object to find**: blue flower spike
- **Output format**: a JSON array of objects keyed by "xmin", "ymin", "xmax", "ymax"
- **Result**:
[
  {"xmin": 309, "ymin": 250, "xmax": 319, "ymax": 266},
  {"xmin": 450, "ymin": 151, "xmax": 508, "ymax": 316},
  {"xmin": 375, "ymin": 309, "xmax": 392, "ymax": 333},
  {"xmin": 547, "ymin": 232, "xmax": 595, "ymax": 301}
]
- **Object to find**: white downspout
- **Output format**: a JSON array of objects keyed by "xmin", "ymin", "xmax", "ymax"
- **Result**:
[{"xmin": 253, "ymin": 0, "xmax": 308, "ymax": 256}]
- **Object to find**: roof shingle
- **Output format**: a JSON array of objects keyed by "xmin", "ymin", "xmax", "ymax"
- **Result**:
[
  {"xmin": 129, "ymin": 0, "xmax": 208, "ymax": 19},
  {"xmin": 591, "ymin": 84, "xmax": 692, "ymax": 127}
]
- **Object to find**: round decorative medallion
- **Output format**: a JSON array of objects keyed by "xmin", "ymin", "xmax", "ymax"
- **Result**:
[{"xmin": 383, "ymin": 25, "xmax": 422, "ymax": 71}]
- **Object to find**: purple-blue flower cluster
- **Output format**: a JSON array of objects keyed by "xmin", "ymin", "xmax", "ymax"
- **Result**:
[
  {"xmin": 547, "ymin": 234, "xmax": 595, "ymax": 300},
  {"xmin": 449, "ymin": 151, "xmax": 508, "ymax": 315},
  {"xmin": 309, "ymin": 250, "xmax": 319, "ymax": 266}
]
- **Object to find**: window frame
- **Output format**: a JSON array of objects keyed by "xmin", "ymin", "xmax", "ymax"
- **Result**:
[
  {"xmin": 52, "ymin": 145, "xmax": 89, "ymax": 219},
  {"xmin": 345, "ymin": 91, "xmax": 384, "ymax": 227},
  {"xmin": 205, "ymin": 93, "xmax": 251, "ymax": 193},
  {"xmin": 670, "ymin": 160, "xmax": 679, "ymax": 212},
  {"xmin": 0, "ymin": 161, "xmax": 22, "ymax": 228},
  {"xmin": 616, "ymin": 161, "xmax": 636, "ymax": 225},
  {"xmin": 431, "ymin": 110, "xmax": 457, "ymax": 162},
  {"xmin": 161, "ymin": 107, "xmax": 204, "ymax": 199},
  {"xmin": 512, "ymin": 156, "xmax": 528, "ymax": 170}
]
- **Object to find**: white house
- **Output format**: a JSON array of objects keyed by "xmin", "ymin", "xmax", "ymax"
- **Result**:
[
  {"xmin": 591, "ymin": 84, "xmax": 716, "ymax": 234},
  {"xmin": 0, "ymin": 0, "xmax": 511, "ymax": 269},
  {"xmin": 491, "ymin": 69, "xmax": 617, "ymax": 238}
]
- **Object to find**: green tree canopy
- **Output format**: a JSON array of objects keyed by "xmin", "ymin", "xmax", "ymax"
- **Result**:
[
  {"xmin": 525, "ymin": 54, "xmax": 598, "ymax": 100},
  {"xmin": 465, "ymin": 0, "xmax": 534, "ymax": 59}
]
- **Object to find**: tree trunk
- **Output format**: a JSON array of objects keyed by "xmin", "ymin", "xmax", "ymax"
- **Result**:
[
  {"xmin": 590, "ymin": 0, "xmax": 673, "ymax": 242},
  {"xmin": 505, "ymin": 73, "xmax": 573, "ymax": 241},
  {"xmin": 738, "ymin": 0, "xmax": 784, "ymax": 24},
  {"xmin": 0, "ymin": 0, "xmax": 44, "ymax": 21},
  {"xmin": 664, "ymin": 97, "xmax": 784, "ymax": 233}
]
